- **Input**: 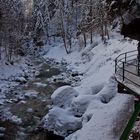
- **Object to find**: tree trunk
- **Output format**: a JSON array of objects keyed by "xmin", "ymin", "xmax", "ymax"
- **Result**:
[
  {"xmin": 118, "ymin": 0, "xmax": 124, "ymax": 24},
  {"xmin": 60, "ymin": 2, "xmax": 69, "ymax": 54},
  {"xmin": 101, "ymin": 24, "xmax": 104, "ymax": 42},
  {"xmin": 90, "ymin": 29, "xmax": 93, "ymax": 44},
  {"xmin": 83, "ymin": 33, "xmax": 86, "ymax": 47},
  {"xmin": 90, "ymin": 0, "xmax": 93, "ymax": 44}
]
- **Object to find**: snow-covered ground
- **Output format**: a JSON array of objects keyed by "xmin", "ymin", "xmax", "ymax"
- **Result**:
[
  {"xmin": 0, "ymin": 29, "xmax": 138, "ymax": 139},
  {"xmin": 0, "ymin": 56, "xmax": 38, "ymax": 123},
  {"xmin": 0, "ymin": 56, "xmax": 35, "ymax": 88},
  {"xmin": 42, "ymin": 30, "xmax": 138, "ymax": 140}
]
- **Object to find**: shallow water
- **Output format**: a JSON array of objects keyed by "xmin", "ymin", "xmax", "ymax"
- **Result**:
[{"xmin": 0, "ymin": 59, "xmax": 69, "ymax": 140}]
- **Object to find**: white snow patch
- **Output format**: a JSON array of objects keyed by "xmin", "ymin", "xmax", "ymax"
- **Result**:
[
  {"xmin": 51, "ymin": 86, "xmax": 79, "ymax": 108},
  {"xmin": 0, "ymin": 127, "xmax": 6, "ymax": 132},
  {"xmin": 43, "ymin": 107, "xmax": 82, "ymax": 137},
  {"xmin": 66, "ymin": 94, "xmax": 134, "ymax": 140},
  {"xmin": 15, "ymin": 77, "xmax": 27, "ymax": 83},
  {"xmin": 24, "ymin": 90, "xmax": 38, "ymax": 98},
  {"xmin": 11, "ymin": 115, "xmax": 22, "ymax": 124},
  {"xmin": 42, "ymin": 30, "xmax": 137, "ymax": 139},
  {"xmin": 33, "ymin": 82, "xmax": 47, "ymax": 87}
]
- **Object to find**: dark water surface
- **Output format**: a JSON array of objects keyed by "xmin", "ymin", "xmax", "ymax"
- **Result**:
[{"xmin": 0, "ymin": 59, "xmax": 68, "ymax": 140}]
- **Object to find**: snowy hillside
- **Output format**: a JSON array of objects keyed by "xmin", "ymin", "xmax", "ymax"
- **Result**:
[
  {"xmin": 1, "ymin": 0, "xmax": 140, "ymax": 139},
  {"xmin": 42, "ymin": 30, "xmax": 138, "ymax": 140}
]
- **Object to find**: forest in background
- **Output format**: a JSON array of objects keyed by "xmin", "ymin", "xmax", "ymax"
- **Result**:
[{"xmin": 0, "ymin": 0, "xmax": 139, "ymax": 62}]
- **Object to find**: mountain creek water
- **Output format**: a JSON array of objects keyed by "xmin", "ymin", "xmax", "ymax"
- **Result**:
[{"xmin": 0, "ymin": 58, "xmax": 73, "ymax": 140}]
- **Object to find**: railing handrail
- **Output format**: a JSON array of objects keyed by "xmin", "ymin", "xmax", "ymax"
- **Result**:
[
  {"xmin": 115, "ymin": 50, "xmax": 140, "ymax": 88},
  {"xmin": 115, "ymin": 50, "xmax": 137, "ymax": 61}
]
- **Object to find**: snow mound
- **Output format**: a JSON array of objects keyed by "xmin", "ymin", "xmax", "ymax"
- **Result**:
[
  {"xmin": 42, "ymin": 78, "xmax": 135, "ymax": 139},
  {"xmin": 24, "ymin": 90, "xmax": 38, "ymax": 98},
  {"xmin": 66, "ymin": 94, "xmax": 134, "ymax": 140},
  {"xmin": 15, "ymin": 77, "xmax": 27, "ymax": 84},
  {"xmin": 0, "ymin": 109, "xmax": 22, "ymax": 125},
  {"xmin": 43, "ymin": 107, "xmax": 82, "ymax": 137},
  {"xmin": 71, "ymin": 95, "xmax": 97, "ymax": 116},
  {"xmin": 0, "ymin": 127, "xmax": 6, "ymax": 132},
  {"xmin": 90, "ymin": 83, "xmax": 105, "ymax": 95},
  {"xmin": 98, "ymin": 76, "xmax": 117, "ymax": 103},
  {"xmin": 33, "ymin": 82, "xmax": 47, "ymax": 87},
  {"xmin": 71, "ymin": 76, "xmax": 117, "ymax": 116},
  {"xmin": 51, "ymin": 86, "xmax": 79, "ymax": 108},
  {"xmin": 41, "ymin": 31, "xmax": 137, "ymax": 140}
]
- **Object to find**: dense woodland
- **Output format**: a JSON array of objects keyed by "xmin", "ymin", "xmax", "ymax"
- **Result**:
[{"xmin": 0, "ymin": 0, "xmax": 139, "ymax": 62}]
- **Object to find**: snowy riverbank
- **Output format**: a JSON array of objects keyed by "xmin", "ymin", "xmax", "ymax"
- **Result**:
[
  {"xmin": 0, "ymin": 54, "xmax": 82, "ymax": 139},
  {"xmin": 42, "ymin": 31, "xmax": 138, "ymax": 140}
]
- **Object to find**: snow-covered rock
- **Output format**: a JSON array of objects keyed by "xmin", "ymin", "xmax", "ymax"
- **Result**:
[
  {"xmin": 15, "ymin": 77, "xmax": 27, "ymax": 84},
  {"xmin": 51, "ymin": 86, "xmax": 79, "ymax": 108},
  {"xmin": 33, "ymin": 82, "xmax": 47, "ymax": 87},
  {"xmin": 90, "ymin": 83, "xmax": 105, "ymax": 95},
  {"xmin": 24, "ymin": 90, "xmax": 38, "ymax": 98},
  {"xmin": 27, "ymin": 108, "xmax": 33, "ymax": 113},
  {"xmin": 0, "ymin": 127, "xmax": 6, "ymax": 138},
  {"xmin": 97, "ymin": 76, "xmax": 117, "ymax": 103},
  {"xmin": 42, "ymin": 76, "xmax": 135, "ymax": 140},
  {"xmin": 0, "ymin": 133, "xmax": 4, "ymax": 137},
  {"xmin": 43, "ymin": 107, "xmax": 82, "ymax": 137},
  {"xmin": 11, "ymin": 115, "xmax": 22, "ymax": 125},
  {"xmin": 66, "ymin": 94, "xmax": 134, "ymax": 140},
  {"xmin": 0, "ymin": 127, "xmax": 6, "ymax": 132},
  {"xmin": 0, "ymin": 26, "xmax": 137, "ymax": 140},
  {"xmin": 71, "ymin": 95, "xmax": 97, "ymax": 116},
  {"xmin": 0, "ymin": 108, "xmax": 22, "ymax": 125},
  {"xmin": 34, "ymin": 71, "xmax": 40, "ymax": 76}
]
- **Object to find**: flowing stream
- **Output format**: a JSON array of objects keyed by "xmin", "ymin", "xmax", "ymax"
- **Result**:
[{"xmin": 0, "ymin": 58, "xmax": 75, "ymax": 140}]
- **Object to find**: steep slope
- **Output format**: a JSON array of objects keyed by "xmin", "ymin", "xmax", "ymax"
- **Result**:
[{"xmin": 42, "ymin": 29, "xmax": 138, "ymax": 140}]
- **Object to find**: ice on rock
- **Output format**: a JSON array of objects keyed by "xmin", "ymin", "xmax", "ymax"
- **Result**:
[
  {"xmin": 43, "ymin": 107, "xmax": 82, "ymax": 137},
  {"xmin": 51, "ymin": 86, "xmax": 79, "ymax": 108}
]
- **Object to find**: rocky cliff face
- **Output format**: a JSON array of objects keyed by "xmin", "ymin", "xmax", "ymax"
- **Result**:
[
  {"xmin": 122, "ymin": 0, "xmax": 140, "ymax": 25},
  {"xmin": 107, "ymin": 0, "xmax": 140, "ymax": 40},
  {"xmin": 122, "ymin": 0, "xmax": 140, "ymax": 40},
  {"xmin": 116, "ymin": 0, "xmax": 140, "ymax": 39}
]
